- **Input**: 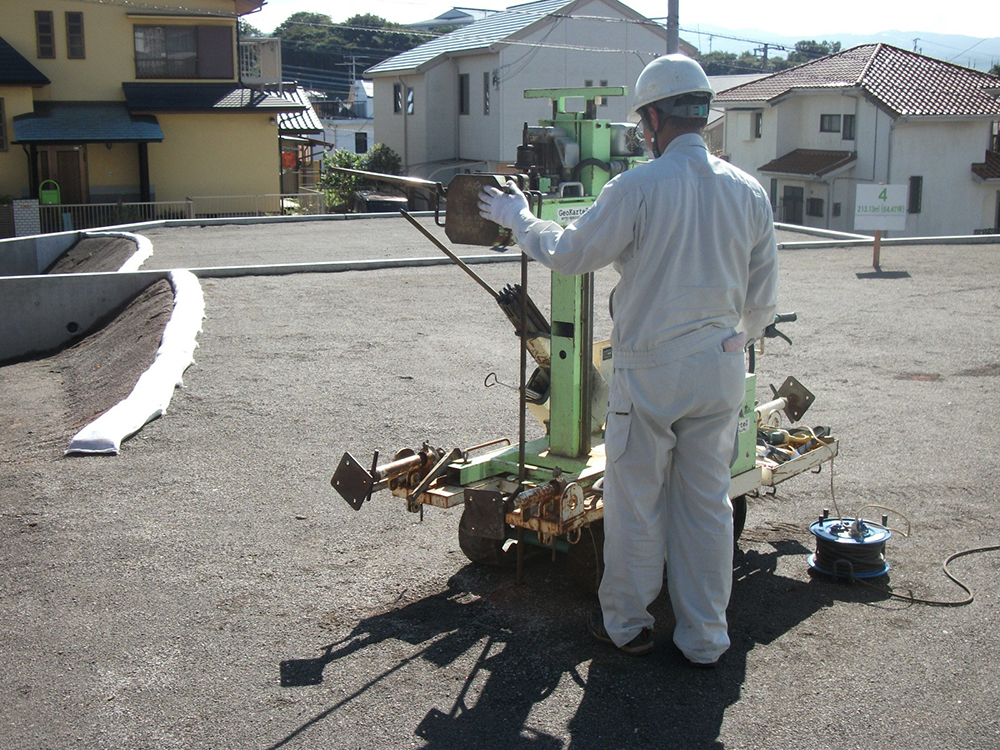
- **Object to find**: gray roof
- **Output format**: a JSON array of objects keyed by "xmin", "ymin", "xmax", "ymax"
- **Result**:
[
  {"xmin": 13, "ymin": 102, "xmax": 163, "ymax": 144},
  {"xmin": 273, "ymin": 86, "xmax": 324, "ymax": 134},
  {"xmin": 366, "ymin": 0, "xmax": 580, "ymax": 76},
  {"xmin": 0, "ymin": 36, "xmax": 49, "ymax": 86},
  {"xmin": 122, "ymin": 83, "xmax": 304, "ymax": 113}
]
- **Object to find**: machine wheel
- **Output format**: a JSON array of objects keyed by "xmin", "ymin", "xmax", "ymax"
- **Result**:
[
  {"xmin": 458, "ymin": 506, "xmax": 516, "ymax": 567},
  {"xmin": 732, "ymin": 494, "xmax": 748, "ymax": 545}
]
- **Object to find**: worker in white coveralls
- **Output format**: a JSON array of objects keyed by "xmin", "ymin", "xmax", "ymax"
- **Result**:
[{"xmin": 478, "ymin": 54, "xmax": 778, "ymax": 666}]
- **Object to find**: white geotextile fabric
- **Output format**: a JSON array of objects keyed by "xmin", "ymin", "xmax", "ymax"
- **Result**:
[
  {"xmin": 81, "ymin": 231, "xmax": 154, "ymax": 272},
  {"xmin": 65, "ymin": 269, "xmax": 205, "ymax": 455}
]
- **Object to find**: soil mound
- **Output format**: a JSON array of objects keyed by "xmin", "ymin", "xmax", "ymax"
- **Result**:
[
  {"xmin": 0, "ymin": 279, "xmax": 173, "ymax": 464},
  {"xmin": 45, "ymin": 235, "xmax": 138, "ymax": 274}
]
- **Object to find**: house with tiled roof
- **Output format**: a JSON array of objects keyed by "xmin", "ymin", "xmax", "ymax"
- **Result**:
[
  {"xmin": 0, "ymin": 0, "xmax": 311, "ymax": 213},
  {"xmin": 715, "ymin": 44, "xmax": 1000, "ymax": 236},
  {"xmin": 365, "ymin": 0, "xmax": 694, "ymax": 180}
]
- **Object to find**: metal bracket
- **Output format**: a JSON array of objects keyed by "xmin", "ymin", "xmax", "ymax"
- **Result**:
[
  {"xmin": 770, "ymin": 376, "xmax": 816, "ymax": 422},
  {"xmin": 331, "ymin": 451, "xmax": 375, "ymax": 511},
  {"xmin": 461, "ymin": 489, "xmax": 508, "ymax": 539}
]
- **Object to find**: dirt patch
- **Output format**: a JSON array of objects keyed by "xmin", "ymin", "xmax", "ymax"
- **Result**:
[
  {"xmin": 0, "ymin": 279, "xmax": 173, "ymax": 464},
  {"xmin": 44, "ymin": 235, "xmax": 138, "ymax": 274}
]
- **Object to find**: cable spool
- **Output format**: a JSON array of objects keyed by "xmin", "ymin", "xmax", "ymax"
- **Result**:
[{"xmin": 808, "ymin": 513, "xmax": 892, "ymax": 581}]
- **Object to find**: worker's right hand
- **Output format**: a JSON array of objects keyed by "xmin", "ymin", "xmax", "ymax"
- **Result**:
[{"xmin": 478, "ymin": 180, "xmax": 533, "ymax": 231}]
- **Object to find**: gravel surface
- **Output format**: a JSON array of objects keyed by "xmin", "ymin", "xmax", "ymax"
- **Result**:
[{"xmin": 2, "ymin": 219, "xmax": 999, "ymax": 750}]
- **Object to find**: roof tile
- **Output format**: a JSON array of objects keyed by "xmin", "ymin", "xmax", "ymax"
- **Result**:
[
  {"xmin": 716, "ymin": 44, "xmax": 1000, "ymax": 118},
  {"xmin": 758, "ymin": 149, "xmax": 857, "ymax": 177},
  {"xmin": 366, "ymin": 0, "xmax": 580, "ymax": 75}
]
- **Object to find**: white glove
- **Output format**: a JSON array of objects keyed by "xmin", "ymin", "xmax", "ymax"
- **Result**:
[{"xmin": 478, "ymin": 180, "xmax": 533, "ymax": 231}]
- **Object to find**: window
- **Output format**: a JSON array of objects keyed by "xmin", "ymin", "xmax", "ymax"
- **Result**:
[
  {"xmin": 66, "ymin": 12, "xmax": 85, "ymax": 59},
  {"xmin": 908, "ymin": 176, "xmax": 923, "ymax": 214},
  {"xmin": 393, "ymin": 83, "xmax": 402, "ymax": 114},
  {"xmin": 355, "ymin": 132, "xmax": 368, "ymax": 154},
  {"xmin": 600, "ymin": 79, "xmax": 608, "ymax": 107},
  {"xmin": 406, "ymin": 87, "xmax": 414, "ymax": 115},
  {"xmin": 0, "ymin": 98, "xmax": 6, "ymax": 152},
  {"xmin": 35, "ymin": 11, "xmax": 55, "ymax": 58},
  {"xmin": 832, "ymin": 202, "xmax": 841, "ymax": 217},
  {"xmin": 842, "ymin": 114, "xmax": 856, "ymax": 140},
  {"xmin": 820, "ymin": 114, "xmax": 841, "ymax": 132},
  {"xmin": 134, "ymin": 25, "xmax": 233, "ymax": 79},
  {"xmin": 483, "ymin": 72, "xmax": 490, "ymax": 115},
  {"xmin": 807, "ymin": 198, "xmax": 824, "ymax": 217},
  {"xmin": 459, "ymin": 74, "xmax": 470, "ymax": 115},
  {"xmin": 753, "ymin": 112, "xmax": 763, "ymax": 139}
]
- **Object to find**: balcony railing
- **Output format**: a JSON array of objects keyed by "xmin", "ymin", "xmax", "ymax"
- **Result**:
[{"xmin": 36, "ymin": 193, "xmax": 328, "ymax": 234}]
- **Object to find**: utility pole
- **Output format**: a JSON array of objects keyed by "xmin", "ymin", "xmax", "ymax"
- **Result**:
[{"xmin": 666, "ymin": 0, "xmax": 679, "ymax": 54}]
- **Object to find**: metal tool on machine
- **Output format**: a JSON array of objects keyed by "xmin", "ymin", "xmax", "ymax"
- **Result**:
[{"xmin": 330, "ymin": 85, "xmax": 840, "ymax": 579}]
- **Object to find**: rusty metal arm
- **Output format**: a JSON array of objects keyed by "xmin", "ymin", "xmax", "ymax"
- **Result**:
[{"xmin": 328, "ymin": 167, "xmax": 447, "ymax": 225}]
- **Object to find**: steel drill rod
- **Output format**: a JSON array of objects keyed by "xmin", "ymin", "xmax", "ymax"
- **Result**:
[
  {"xmin": 329, "ymin": 166, "xmax": 442, "ymax": 191},
  {"xmin": 400, "ymin": 210, "xmax": 500, "ymax": 300}
]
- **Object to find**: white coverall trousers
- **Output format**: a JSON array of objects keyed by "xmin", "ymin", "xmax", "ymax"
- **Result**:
[{"xmin": 599, "ymin": 339, "xmax": 745, "ymax": 664}]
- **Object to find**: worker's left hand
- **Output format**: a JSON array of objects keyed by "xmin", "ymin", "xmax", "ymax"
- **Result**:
[{"xmin": 478, "ymin": 180, "xmax": 532, "ymax": 231}]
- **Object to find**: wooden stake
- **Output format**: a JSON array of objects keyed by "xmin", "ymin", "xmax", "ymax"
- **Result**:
[{"xmin": 873, "ymin": 229, "xmax": 882, "ymax": 270}]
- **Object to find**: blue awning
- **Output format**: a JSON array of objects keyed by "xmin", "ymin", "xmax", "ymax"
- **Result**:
[{"xmin": 13, "ymin": 102, "xmax": 163, "ymax": 145}]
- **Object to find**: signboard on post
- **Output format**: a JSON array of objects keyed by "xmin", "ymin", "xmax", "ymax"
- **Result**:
[
  {"xmin": 855, "ymin": 184, "xmax": 907, "ymax": 268},
  {"xmin": 855, "ymin": 184, "xmax": 907, "ymax": 231}
]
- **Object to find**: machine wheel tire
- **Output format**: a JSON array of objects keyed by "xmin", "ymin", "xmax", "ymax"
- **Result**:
[
  {"xmin": 732, "ymin": 494, "xmax": 748, "ymax": 546},
  {"xmin": 458, "ymin": 518, "xmax": 516, "ymax": 567}
]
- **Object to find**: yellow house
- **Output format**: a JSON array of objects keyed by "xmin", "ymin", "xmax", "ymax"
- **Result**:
[{"xmin": 0, "ymin": 0, "xmax": 301, "ymax": 205}]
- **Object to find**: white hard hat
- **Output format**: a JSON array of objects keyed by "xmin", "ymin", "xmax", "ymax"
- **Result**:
[{"xmin": 630, "ymin": 54, "xmax": 713, "ymax": 121}]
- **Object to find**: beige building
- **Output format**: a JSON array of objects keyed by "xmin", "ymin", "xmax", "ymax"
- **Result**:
[
  {"xmin": 0, "ymin": 0, "xmax": 303, "ymax": 206},
  {"xmin": 716, "ymin": 44, "xmax": 1000, "ymax": 236},
  {"xmin": 365, "ymin": 0, "xmax": 694, "ymax": 181}
]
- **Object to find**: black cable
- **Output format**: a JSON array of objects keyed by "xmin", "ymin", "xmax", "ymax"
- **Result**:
[
  {"xmin": 813, "ymin": 536, "xmax": 888, "ymax": 578},
  {"xmin": 819, "ymin": 542, "xmax": 1000, "ymax": 607}
]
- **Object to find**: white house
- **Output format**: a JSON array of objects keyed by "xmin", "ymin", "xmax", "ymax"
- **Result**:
[
  {"xmin": 715, "ymin": 44, "xmax": 1000, "ymax": 236},
  {"xmin": 365, "ymin": 0, "xmax": 695, "ymax": 180},
  {"xmin": 316, "ymin": 80, "xmax": 375, "ymax": 156}
]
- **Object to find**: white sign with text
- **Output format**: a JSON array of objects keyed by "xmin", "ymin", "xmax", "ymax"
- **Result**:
[{"xmin": 855, "ymin": 184, "xmax": 907, "ymax": 231}]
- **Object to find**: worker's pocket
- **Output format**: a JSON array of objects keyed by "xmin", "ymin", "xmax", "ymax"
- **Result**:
[{"xmin": 604, "ymin": 394, "xmax": 633, "ymax": 464}]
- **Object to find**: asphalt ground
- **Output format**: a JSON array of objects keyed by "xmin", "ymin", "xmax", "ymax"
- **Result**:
[{"xmin": 2, "ymin": 217, "xmax": 999, "ymax": 749}]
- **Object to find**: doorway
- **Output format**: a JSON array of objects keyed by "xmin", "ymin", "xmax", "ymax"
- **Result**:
[
  {"xmin": 782, "ymin": 185, "xmax": 804, "ymax": 225},
  {"xmin": 38, "ymin": 145, "xmax": 88, "ymax": 204}
]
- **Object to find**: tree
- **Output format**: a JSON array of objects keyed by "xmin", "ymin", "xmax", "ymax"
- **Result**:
[
  {"xmin": 990, "ymin": 63, "xmax": 1000, "ymax": 77},
  {"xmin": 786, "ymin": 40, "xmax": 841, "ymax": 64},
  {"xmin": 238, "ymin": 19, "xmax": 262, "ymax": 37},
  {"xmin": 319, "ymin": 144, "xmax": 403, "ymax": 212},
  {"xmin": 274, "ymin": 12, "xmax": 432, "ymax": 97}
]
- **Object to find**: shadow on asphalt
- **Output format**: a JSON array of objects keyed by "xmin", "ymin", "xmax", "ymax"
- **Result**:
[
  {"xmin": 855, "ymin": 267, "xmax": 911, "ymax": 279},
  {"xmin": 272, "ymin": 539, "xmax": 888, "ymax": 749}
]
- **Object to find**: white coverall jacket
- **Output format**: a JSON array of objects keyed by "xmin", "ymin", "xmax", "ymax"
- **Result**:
[{"xmin": 510, "ymin": 133, "xmax": 778, "ymax": 663}]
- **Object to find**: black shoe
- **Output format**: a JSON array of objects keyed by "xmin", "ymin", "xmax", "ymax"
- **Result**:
[
  {"xmin": 586, "ymin": 608, "xmax": 654, "ymax": 656},
  {"xmin": 669, "ymin": 642, "xmax": 721, "ymax": 669}
]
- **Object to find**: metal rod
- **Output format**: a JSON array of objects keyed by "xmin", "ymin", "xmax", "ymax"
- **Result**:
[
  {"xmin": 328, "ymin": 166, "xmax": 442, "ymax": 191},
  {"xmin": 518, "ymin": 251, "xmax": 528, "ymax": 487},
  {"xmin": 400, "ymin": 210, "xmax": 500, "ymax": 300}
]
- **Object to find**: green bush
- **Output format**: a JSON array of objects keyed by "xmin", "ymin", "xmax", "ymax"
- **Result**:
[{"xmin": 319, "ymin": 144, "xmax": 402, "ymax": 212}]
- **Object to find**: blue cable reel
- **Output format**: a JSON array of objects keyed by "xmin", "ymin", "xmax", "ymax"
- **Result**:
[{"xmin": 808, "ymin": 513, "xmax": 892, "ymax": 580}]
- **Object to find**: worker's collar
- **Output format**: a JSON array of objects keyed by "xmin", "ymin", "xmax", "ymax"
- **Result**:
[{"xmin": 656, "ymin": 132, "xmax": 708, "ymax": 157}]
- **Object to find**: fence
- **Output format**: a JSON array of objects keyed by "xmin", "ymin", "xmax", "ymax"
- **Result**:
[
  {"xmin": 39, "ymin": 201, "xmax": 193, "ymax": 234},
  {"xmin": 35, "ymin": 193, "xmax": 328, "ymax": 233}
]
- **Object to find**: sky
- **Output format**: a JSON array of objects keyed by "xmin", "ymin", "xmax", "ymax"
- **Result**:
[{"xmin": 246, "ymin": 0, "xmax": 995, "ymax": 39}]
